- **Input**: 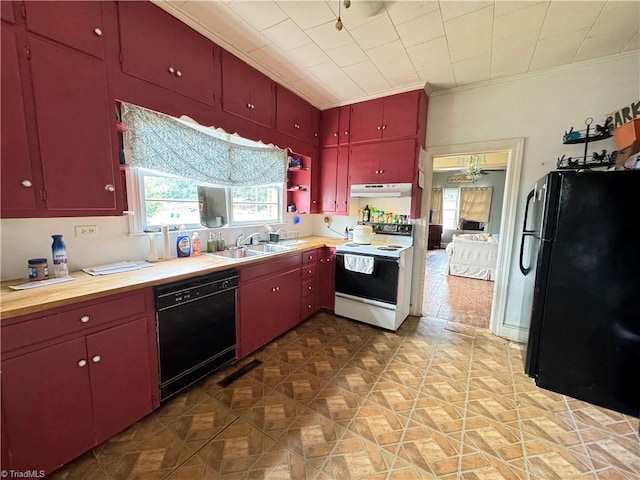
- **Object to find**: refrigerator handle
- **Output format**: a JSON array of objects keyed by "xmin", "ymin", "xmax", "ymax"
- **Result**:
[{"xmin": 519, "ymin": 189, "xmax": 535, "ymax": 276}]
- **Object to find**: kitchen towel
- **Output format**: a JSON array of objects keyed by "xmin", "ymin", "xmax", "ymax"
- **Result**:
[{"xmin": 344, "ymin": 254, "xmax": 374, "ymax": 274}]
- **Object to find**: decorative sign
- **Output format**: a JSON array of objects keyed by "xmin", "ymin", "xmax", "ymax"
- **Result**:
[
  {"xmin": 447, "ymin": 174, "xmax": 475, "ymax": 184},
  {"xmin": 607, "ymin": 100, "xmax": 640, "ymax": 129}
]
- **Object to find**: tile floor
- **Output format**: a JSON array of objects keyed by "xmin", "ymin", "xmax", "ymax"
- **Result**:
[
  {"xmin": 422, "ymin": 250, "xmax": 494, "ymax": 329},
  {"xmin": 50, "ymin": 312, "xmax": 639, "ymax": 479}
]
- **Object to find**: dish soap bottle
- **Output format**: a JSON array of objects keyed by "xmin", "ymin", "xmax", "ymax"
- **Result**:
[
  {"xmin": 51, "ymin": 234, "xmax": 69, "ymax": 277},
  {"xmin": 216, "ymin": 232, "xmax": 225, "ymax": 251},
  {"xmin": 191, "ymin": 232, "xmax": 201, "ymax": 256},
  {"xmin": 176, "ymin": 226, "xmax": 191, "ymax": 257},
  {"xmin": 207, "ymin": 232, "xmax": 216, "ymax": 253}
]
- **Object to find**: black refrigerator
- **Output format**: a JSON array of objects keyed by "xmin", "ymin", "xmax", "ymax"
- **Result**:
[{"xmin": 519, "ymin": 170, "xmax": 639, "ymax": 417}]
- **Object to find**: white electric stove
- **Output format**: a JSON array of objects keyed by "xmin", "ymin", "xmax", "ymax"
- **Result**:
[{"xmin": 334, "ymin": 225, "xmax": 414, "ymax": 331}]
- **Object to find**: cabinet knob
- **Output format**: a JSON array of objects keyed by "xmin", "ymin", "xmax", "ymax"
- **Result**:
[
  {"xmin": 247, "ymin": 102, "xmax": 252, "ymax": 109},
  {"xmin": 80, "ymin": 315, "xmax": 90, "ymax": 323},
  {"xmin": 320, "ymin": 258, "xmax": 324, "ymax": 263},
  {"xmin": 21, "ymin": 179, "xmax": 32, "ymax": 187},
  {"xmin": 309, "ymin": 256, "xmax": 313, "ymax": 260},
  {"xmin": 308, "ymin": 269, "xmax": 312, "ymax": 274},
  {"xmin": 294, "ymin": 124, "xmax": 300, "ymax": 129},
  {"xmin": 176, "ymin": 70, "xmax": 182, "ymax": 77},
  {"xmin": 381, "ymin": 125, "xmax": 386, "ymax": 130},
  {"xmin": 94, "ymin": 28, "xmax": 103, "ymax": 37},
  {"xmin": 377, "ymin": 125, "xmax": 382, "ymax": 130},
  {"xmin": 308, "ymin": 285, "xmax": 312, "ymax": 290},
  {"xmin": 168, "ymin": 66, "xmax": 175, "ymax": 74},
  {"xmin": 379, "ymin": 169, "xmax": 384, "ymax": 174},
  {"xmin": 344, "ymin": 131, "xmax": 348, "ymax": 135},
  {"xmin": 276, "ymin": 286, "xmax": 280, "ymax": 291},
  {"xmin": 78, "ymin": 360, "xmax": 87, "ymax": 367},
  {"xmin": 92, "ymin": 355, "xmax": 101, "ymax": 363},
  {"xmin": 104, "ymin": 184, "xmax": 115, "ymax": 192},
  {"xmin": 272, "ymin": 287, "xmax": 276, "ymax": 292},
  {"xmin": 308, "ymin": 304, "xmax": 312, "ymax": 309},
  {"xmin": 334, "ymin": 133, "xmax": 338, "ymax": 137}
]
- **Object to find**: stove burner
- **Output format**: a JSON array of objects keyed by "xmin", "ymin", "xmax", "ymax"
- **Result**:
[
  {"xmin": 343, "ymin": 243, "xmax": 361, "ymax": 247},
  {"xmin": 387, "ymin": 245, "xmax": 403, "ymax": 248},
  {"xmin": 377, "ymin": 246, "xmax": 400, "ymax": 251}
]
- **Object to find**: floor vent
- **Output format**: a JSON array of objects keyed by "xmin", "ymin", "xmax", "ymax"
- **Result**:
[{"xmin": 217, "ymin": 359, "xmax": 262, "ymax": 387}]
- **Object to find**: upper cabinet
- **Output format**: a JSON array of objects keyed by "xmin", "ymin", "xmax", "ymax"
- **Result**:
[
  {"xmin": 349, "ymin": 91, "xmax": 420, "ymax": 143},
  {"xmin": 23, "ymin": 1, "xmax": 105, "ymax": 59},
  {"xmin": 276, "ymin": 85, "xmax": 312, "ymax": 142},
  {"xmin": 118, "ymin": 1, "xmax": 215, "ymax": 105},
  {"xmin": 221, "ymin": 51, "xmax": 274, "ymax": 128},
  {"xmin": 321, "ymin": 106, "xmax": 350, "ymax": 146},
  {"xmin": 349, "ymin": 139, "xmax": 416, "ymax": 185},
  {"xmin": 319, "ymin": 146, "xmax": 349, "ymax": 214},
  {"xmin": 1, "ymin": 1, "xmax": 14, "ymax": 23}
]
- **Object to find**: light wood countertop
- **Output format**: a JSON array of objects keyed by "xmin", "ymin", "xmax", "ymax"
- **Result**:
[{"xmin": 1, "ymin": 236, "xmax": 346, "ymax": 321}]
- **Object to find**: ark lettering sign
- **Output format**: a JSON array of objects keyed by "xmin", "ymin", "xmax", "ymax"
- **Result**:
[{"xmin": 607, "ymin": 100, "xmax": 640, "ymax": 129}]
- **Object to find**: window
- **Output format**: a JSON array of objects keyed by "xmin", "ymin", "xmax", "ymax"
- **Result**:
[
  {"xmin": 442, "ymin": 188, "xmax": 459, "ymax": 230},
  {"xmin": 130, "ymin": 168, "xmax": 283, "ymax": 232}
]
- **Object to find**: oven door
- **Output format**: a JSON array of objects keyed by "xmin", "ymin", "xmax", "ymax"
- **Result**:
[{"xmin": 335, "ymin": 252, "xmax": 399, "ymax": 304}]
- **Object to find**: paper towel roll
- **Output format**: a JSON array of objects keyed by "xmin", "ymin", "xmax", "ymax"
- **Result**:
[{"xmin": 161, "ymin": 225, "xmax": 171, "ymax": 260}]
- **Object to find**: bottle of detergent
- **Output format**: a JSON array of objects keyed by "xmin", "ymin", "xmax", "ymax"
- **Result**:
[
  {"xmin": 51, "ymin": 234, "xmax": 69, "ymax": 277},
  {"xmin": 176, "ymin": 226, "xmax": 191, "ymax": 257},
  {"xmin": 191, "ymin": 231, "xmax": 201, "ymax": 256}
]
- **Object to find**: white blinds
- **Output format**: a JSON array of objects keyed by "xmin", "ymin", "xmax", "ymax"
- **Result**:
[
  {"xmin": 121, "ymin": 102, "xmax": 287, "ymax": 186},
  {"xmin": 459, "ymin": 187, "xmax": 493, "ymax": 224}
]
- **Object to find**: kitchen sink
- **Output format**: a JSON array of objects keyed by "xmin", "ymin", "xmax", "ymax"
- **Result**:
[
  {"xmin": 207, "ymin": 248, "xmax": 265, "ymax": 260},
  {"xmin": 246, "ymin": 244, "xmax": 293, "ymax": 253}
]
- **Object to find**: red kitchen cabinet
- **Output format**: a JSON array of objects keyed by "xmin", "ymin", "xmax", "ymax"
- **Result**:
[
  {"xmin": 1, "ymin": 290, "xmax": 158, "ymax": 475},
  {"xmin": 321, "ymin": 106, "xmax": 350, "ymax": 146},
  {"xmin": 318, "ymin": 247, "xmax": 336, "ymax": 311},
  {"xmin": 301, "ymin": 249, "xmax": 319, "ymax": 320},
  {"xmin": 319, "ymin": 146, "xmax": 349, "ymax": 214},
  {"xmin": 27, "ymin": 36, "xmax": 119, "ymax": 214},
  {"xmin": 312, "ymin": 107, "xmax": 321, "ymax": 147},
  {"xmin": 221, "ymin": 50, "xmax": 274, "ymax": 129},
  {"xmin": 350, "ymin": 91, "xmax": 420, "ymax": 143},
  {"xmin": 23, "ymin": 1, "xmax": 106, "ymax": 59},
  {"xmin": 1, "ymin": 1, "xmax": 14, "ymax": 22},
  {"xmin": 118, "ymin": 1, "xmax": 215, "ymax": 105},
  {"xmin": 238, "ymin": 256, "xmax": 302, "ymax": 358},
  {"xmin": 349, "ymin": 139, "xmax": 417, "ymax": 185},
  {"xmin": 1, "ymin": 24, "xmax": 38, "ymax": 214},
  {"xmin": 276, "ymin": 84, "xmax": 312, "ymax": 142},
  {"xmin": 287, "ymin": 152, "xmax": 313, "ymax": 214}
]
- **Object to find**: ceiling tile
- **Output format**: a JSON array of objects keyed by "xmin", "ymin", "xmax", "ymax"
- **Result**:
[
  {"xmin": 444, "ymin": 5, "xmax": 494, "ymax": 44},
  {"xmin": 452, "ymin": 54, "xmax": 491, "ymax": 86},
  {"xmin": 448, "ymin": 33, "xmax": 492, "ymax": 63},
  {"xmin": 325, "ymin": 43, "xmax": 369, "ymax": 67},
  {"xmin": 396, "ymin": 9, "xmax": 445, "ymax": 48},
  {"xmin": 261, "ymin": 19, "xmax": 311, "ymax": 52},
  {"xmin": 439, "ymin": 1, "xmax": 493, "ymax": 22},
  {"xmin": 250, "ymin": 44, "xmax": 304, "ymax": 80},
  {"xmin": 289, "ymin": 77, "xmax": 338, "ymax": 106},
  {"xmin": 379, "ymin": 61, "xmax": 421, "ymax": 88},
  {"xmin": 306, "ymin": 20, "xmax": 356, "ymax": 51},
  {"xmin": 406, "ymin": 36, "xmax": 451, "ymax": 66},
  {"xmin": 386, "ymin": 1, "xmax": 439, "ymax": 26},
  {"xmin": 343, "ymin": 61, "xmax": 390, "ymax": 94},
  {"xmin": 493, "ymin": 3, "xmax": 548, "ymax": 41},
  {"xmin": 349, "ymin": 15, "xmax": 398, "ymax": 50},
  {"xmin": 587, "ymin": 0, "xmax": 640, "ymax": 35},
  {"xmin": 287, "ymin": 42, "xmax": 331, "ymax": 68},
  {"xmin": 307, "ymin": 60, "xmax": 345, "ymax": 82},
  {"xmin": 278, "ymin": 1, "xmax": 336, "ymax": 30},
  {"xmin": 491, "ymin": 35, "xmax": 537, "ymax": 78},
  {"xmin": 417, "ymin": 60, "xmax": 456, "ymax": 91},
  {"xmin": 539, "ymin": 1, "xmax": 605, "ymax": 39},
  {"xmin": 323, "ymin": 74, "xmax": 366, "ymax": 100},
  {"xmin": 529, "ymin": 28, "xmax": 589, "ymax": 71},
  {"xmin": 623, "ymin": 32, "xmax": 639, "ymax": 52},
  {"xmin": 226, "ymin": 0, "xmax": 287, "ymax": 31},
  {"xmin": 494, "ymin": 1, "xmax": 548, "ymax": 18},
  {"xmin": 218, "ymin": 21, "xmax": 271, "ymax": 53},
  {"xmin": 574, "ymin": 32, "xmax": 637, "ymax": 63},
  {"xmin": 179, "ymin": 1, "xmax": 243, "ymax": 33},
  {"xmin": 366, "ymin": 39, "xmax": 410, "ymax": 66}
]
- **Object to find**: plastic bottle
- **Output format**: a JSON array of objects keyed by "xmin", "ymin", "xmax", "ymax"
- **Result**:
[
  {"xmin": 176, "ymin": 226, "xmax": 191, "ymax": 257},
  {"xmin": 51, "ymin": 234, "xmax": 69, "ymax": 277},
  {"xmin": 216, "ymin": 232, "xmax": 225, "ymax": 251},
  {"xmin": 191, "ymin": 232, "xmax": 201, "ymax": 256},
  {"xmin": 207, "ymin": 232, "xmax": 216, "ymax": 253},
  {"xmin": 363, "ymin": 205, "xmax": 370, "ymax": 222}
]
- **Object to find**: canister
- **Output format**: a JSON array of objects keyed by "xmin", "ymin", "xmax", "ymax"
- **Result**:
[
  {"xmin": 28, "ymin": 258, "xmax": 49, "ymax": 281},
  {"xmin": 352, "ymin": 225, "xmax": 373, "ymax": 244}
]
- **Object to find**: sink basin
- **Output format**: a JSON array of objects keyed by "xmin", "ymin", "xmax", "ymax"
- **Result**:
[
  {"xmin": 246, "ymin": 243, "xmax": 293, "ymax": 253},
  {"xmin": 207, "ymin": 248, "xmax": 265, "ymax": 260}
]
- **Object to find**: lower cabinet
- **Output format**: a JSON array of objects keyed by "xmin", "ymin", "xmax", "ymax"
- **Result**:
[
  {"xmin": 0, "ymin": 290, "xmax": 158, "ymax": 475},
  {"xmin": 300, "ymin": 249, "xmax": 319, "ymax": 320},
  {"xmin": 318, "ymin": 247, "xmax": 336, "ymax": 311},
  {"xmin": 238, "ymin": 255, "xmax": 302, "ymax": 358}
]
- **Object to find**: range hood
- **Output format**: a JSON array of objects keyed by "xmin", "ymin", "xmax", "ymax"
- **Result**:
[{"xmin": 350, "ymin": 183, "xmax": 412, "ymax": 198}]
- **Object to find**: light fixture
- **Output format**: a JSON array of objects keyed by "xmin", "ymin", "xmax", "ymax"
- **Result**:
[
  {"xmin": 336, "ymin": 0, "xmax": 350, "ymax": 31},
  {"xmin": 459, "ymin": 154, "xmax": 486, "ymax": 181}
]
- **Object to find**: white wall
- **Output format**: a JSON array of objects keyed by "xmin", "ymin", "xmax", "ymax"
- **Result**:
[{"xmin": 425, "ymin": 52, "xmax": 640, "ymax": 331}]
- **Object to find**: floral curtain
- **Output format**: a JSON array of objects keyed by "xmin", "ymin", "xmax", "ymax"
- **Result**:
[
  {"xmin": 121, "ymin": 102, "xmax": 287, "ymax": 186},
  {"xmin": 459, "ymin": 187, "xmax": 493, "ymax": 224}
]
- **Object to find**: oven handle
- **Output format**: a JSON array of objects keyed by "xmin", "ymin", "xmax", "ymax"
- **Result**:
[{"xmin": 335, "ymin": 252, "xmax": 400, "ymax": 264}]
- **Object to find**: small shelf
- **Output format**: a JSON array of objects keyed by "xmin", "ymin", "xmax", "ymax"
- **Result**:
[
  {"xmin": 287, "ymin": 167, "xmax": 310, "ymax": 172},
  {"xmin": 562, "ymin": 117, "xmax": 613, "ymax": 145}
]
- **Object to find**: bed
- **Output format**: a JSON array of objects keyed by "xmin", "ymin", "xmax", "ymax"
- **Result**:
[{"xmin": 445, "ymin": 233, "xmax": 498, "ymax": 281}]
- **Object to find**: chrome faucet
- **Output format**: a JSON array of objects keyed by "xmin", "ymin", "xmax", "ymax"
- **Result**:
[{"xmin": 236, "ymin": 232, "xmax": 262, "ymax": 248}]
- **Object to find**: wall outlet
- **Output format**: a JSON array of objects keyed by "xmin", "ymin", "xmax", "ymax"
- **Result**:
[{"xmin": 75, "ymin": 225, "xmax": 98, "ymax": 237}]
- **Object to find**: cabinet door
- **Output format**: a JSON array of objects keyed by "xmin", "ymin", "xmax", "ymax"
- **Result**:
[
  {"xmin": 1, "ymin": 338, "xmax": 94, "ymax": 474},
  {"xmin": 348, "ymin": 143, "xmax": 379, "ymax": 184},
  {"xmin": 339, "ymin": 105, "xmax": 351, "ymax": 145},
  {"xmin": 28, "ymin": 37, "xmax": 118, "ymax": 213},
  {"xmin": 278, "ymin": 268, "xmax": 302, "ymax": 330},
  {"xmin": 87, "ymin": 318, "xmax": 154, "ymax": 444},
  {"xmin": 276, "ymin": 85, "xmax": 311, "ymax": 141},
  {"xmin": 350, "ymin": 98, "xmax": 384, "ymax": 143},
  {"xmin": 24, "ymin": 1, "xmax": 105, "ymax": 59},
  {"xmin": 321, "ymin": 108, "xmax": 340, "ymax": 146},
  {"xmin": 319, "ymin": 147, "xmax": 338, "ymax": 212},
  {"xmin": 1, "ymin": 1, "xmax": 14, "ymax": 22},
  {"xmin": 335, "ymin": 146, "xmax": 350, "ymax": 214},
  {"xmin": 238, "ymin": 279, "xmax": 278, "ymax": 358},
  {"xmin": 318, "ymin": 248, "xmax": 336, "ymax": 311},
  {"xmin": 377, "ymin": 139, "xmax": 416, "ymax": 184},
  {"xmin": 1, "ymin": 24, "xmax": 37, "ymax": 213},
  {"xmin": 222, "ymin": 52, "xmax": 273, "ymax": 128},
  {"xmin": 381, "ymin": 91, "xmax": 419, "ymax": 140}
]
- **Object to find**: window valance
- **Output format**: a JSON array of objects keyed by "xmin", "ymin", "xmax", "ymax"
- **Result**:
[{"xmin": 121, "ymin": 102, "xmax": 288, "ymax": 186}]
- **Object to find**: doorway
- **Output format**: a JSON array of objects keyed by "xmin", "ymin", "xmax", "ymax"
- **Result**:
[{"xmin": 411, "ymin": 138, "xmax": 524, "ymax": 340}]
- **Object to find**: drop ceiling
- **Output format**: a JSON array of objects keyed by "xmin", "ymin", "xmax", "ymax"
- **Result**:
[{"xmin": 154, "ymin": 1, "xmax": 640, "ymax": 110}]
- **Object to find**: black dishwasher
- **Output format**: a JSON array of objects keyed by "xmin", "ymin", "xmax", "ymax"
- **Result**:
[{"xmin": 154, "ymin": 269, "xmax": 238, "ymax": 401}]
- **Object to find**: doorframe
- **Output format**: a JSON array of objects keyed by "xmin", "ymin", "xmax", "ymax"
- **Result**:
[{"xmin": 411, "ymin": 137, "xmax": 525, "ymax": 340}]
